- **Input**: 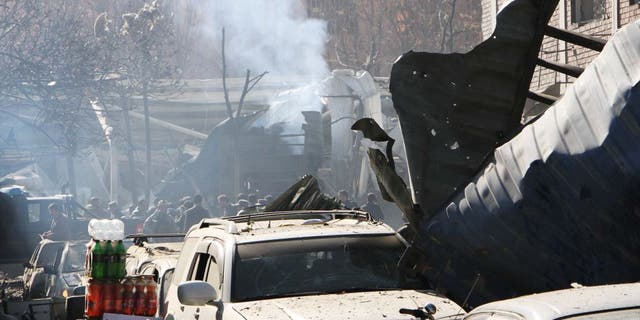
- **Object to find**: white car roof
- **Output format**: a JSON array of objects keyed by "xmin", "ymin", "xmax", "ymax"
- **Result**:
[
  {"xmin": 468, "ymin": 282, "xmax": 640, "ymax": 320},
  {"xmin": 188, "ymin": 210, "xmax": 397, "ymax": 243}
]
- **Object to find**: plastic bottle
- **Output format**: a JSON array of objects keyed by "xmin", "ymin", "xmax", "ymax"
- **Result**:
[
  {"xmin": 103, "ymin": 280, "xmax": 116, "ymax": 314},
  {"xmin": 85, "ymin": 240, "xmax": 94, "ymax": 277},
  {"xmin": 91, "ymin": 240, "xmax": 105, "ymax": 279},
  {"xmin": 105, "ymin": 220, "xmax": 116, "ymax": 241},
  {"xmin": 88, "ymin": 219, "xmax": 98, "ymax": 239},
  {"xmin": 133, "ymin": 276, "xmax": 147, "ymax": 316},
  {"xmin": 113, "ymin": 280, "xmax": 124, "ymax": 314},
  {"xmin": 104, "ymin": 240, "xmax": 114, "ymax": 279},
  {"xmin": 144, "ymin": 275, "xmax": 158, "ymax": 317},
  {"xmin": 85, "ymin": 279, "xmax": 103, "ymax": 319},
  {"xmin": 114, "ymin": 240, "xmax": 127, "ymax": 278},
  {"xmin": 112, "ymin": 219, "xmax": 125, "ymax": 240},
  {"xmin": 121, "ymin": 278, "xmax": 135, "ymax": 315}
]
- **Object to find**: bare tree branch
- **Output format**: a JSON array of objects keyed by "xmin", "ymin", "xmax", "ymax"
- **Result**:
[{"xmin": 221, "ymin": 27, "xmax": 234, "ymax": 119}]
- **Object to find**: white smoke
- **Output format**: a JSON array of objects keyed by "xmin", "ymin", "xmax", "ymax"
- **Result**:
[{"xmin": 178, "ymin": 0, "xmax": 329, "ymax": 79}]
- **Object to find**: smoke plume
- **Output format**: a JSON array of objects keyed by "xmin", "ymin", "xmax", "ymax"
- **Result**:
[{"xmin": 174, "ymin": 0, "xmax": 329, "ymax": 79}]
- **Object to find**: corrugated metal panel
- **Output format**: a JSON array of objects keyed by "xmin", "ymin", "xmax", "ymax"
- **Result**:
[
  {"xmin": 390, "ymin": 0, "xmax": 559, "ymax": 213},
  {"xmin": 415, "ymin": 21, "xmax": 640, "ymax": 306}
]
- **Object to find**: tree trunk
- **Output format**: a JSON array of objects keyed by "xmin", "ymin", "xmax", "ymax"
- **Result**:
[
  {"xmin": 142, "ymin": 82, "xmax": 151, "ymax": 203},
  {"xmin": 122, "ymin": 95, "xmax": 138, "ymax": 203},
  {"xmin": 221, "ymin": 28, "xmax": 240, "ymax": 195}
]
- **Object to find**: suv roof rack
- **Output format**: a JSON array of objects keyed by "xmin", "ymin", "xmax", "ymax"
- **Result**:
[
  {"xmin": 222, "ymin": 210, "xmax": 371, "ymax": 224},
  {"xmin": 197, "ymin": 218, "xmax": 239, "ymax": 234}
]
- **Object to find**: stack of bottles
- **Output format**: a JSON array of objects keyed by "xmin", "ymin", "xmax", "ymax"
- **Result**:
[{"xmin": 85, "ymin": 219, "xmax": 158, "ymax": 319}]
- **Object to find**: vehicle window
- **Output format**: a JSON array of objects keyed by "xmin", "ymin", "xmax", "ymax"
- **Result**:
[
  {"xmin": 561, "ymin": 308, "xmax": 640, "ymax": 320},
  {"xmin": 189, "ymin": 253, "xmax": 210, "ymax": 281},
  {"xmin": 28, "ymin": 203, "xmax": 41, "ymax": 223},
  {"xmin": 62, "ymin": 244, "xmax": 86, "ymax": 272},
  {"xmin": 231, "ymin": 235, "xmax": 424, "ymax": 302},
  {"xmin": 188, "ymin": 251, "xmax": 221, "ymax": 295},
  {"xmin": 36, "ymin": 242, "xmax": 65, "ymax": 267},
  {"xmin": 173, "ymin": 237, "xmax": 200, "ymax": 285}
]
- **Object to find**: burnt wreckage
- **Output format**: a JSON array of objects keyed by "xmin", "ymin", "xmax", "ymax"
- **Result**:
[{"xmin": 356, "ymin": 0, "xmax": 640, "ymax": 308}]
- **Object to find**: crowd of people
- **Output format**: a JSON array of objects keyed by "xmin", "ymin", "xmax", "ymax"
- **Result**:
[{"xmin": 40, "ymin": 189, "xmax": 386, "ymax": 240}]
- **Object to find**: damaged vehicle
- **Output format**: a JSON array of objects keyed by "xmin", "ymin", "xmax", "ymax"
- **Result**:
[
  {"xmin": 460, "ymin": 282, "xmax": 640, "ymax": 320},
  {"xmin": 22, "ymin": 239, "xmax": 85, "ymax": 300},
  {"xmin": 125, "ymin": 236, "xmax": 183, "ymax": 318},
  {"xmin": 164, "ymin": 210, "xmax": 464, "ymax": 320}
]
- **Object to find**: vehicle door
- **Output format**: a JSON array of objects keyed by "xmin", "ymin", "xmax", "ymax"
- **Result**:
[
  {"xmin": 25, "ymin": 241, "xmax": 64, "ymax": 299},
  {"xmin": 164, "ymin": 237, "xmax": 204, "ymax": 319},
  {"xmin": 169, "ymin": 238, "xmax": 225, "ymax": 320},
  {"xmin": 22, "ymin": 242, "xmax": 43, "ymax": 296},
  {"xmin": 157, "ymin": 267, "xmax": 174, "ymax": 318},
  {"xmin": 196, "ymin": 240, "xmax": 225, "ymax": 319}
]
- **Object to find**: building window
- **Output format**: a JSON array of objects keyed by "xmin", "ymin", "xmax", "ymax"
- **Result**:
[
  {"xmin": 571, "ymin": 0, "xmax": 606, "ymax": 24},
  {"xmin": 631, "ymin": 0, "xmax": 640, "ymax": 5}
]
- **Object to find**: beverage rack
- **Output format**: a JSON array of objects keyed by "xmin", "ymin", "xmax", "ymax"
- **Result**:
[{"xmin": 85, "ymin": 219, "xmax": 160, "ymax": 320}]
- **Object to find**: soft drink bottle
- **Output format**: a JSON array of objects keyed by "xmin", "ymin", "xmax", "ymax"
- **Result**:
[
  {"xmin": 121, "ymin": 277, "xmax": 135, "ymax": 315},
  {"xmin": 144, "ymin": 275, "xmax": 158, "ymax": 317},
  {"xmin": 85, "ymin": 279, "xmax": 104, "ymax": 319},
  {"xmin": 114, "ymin": 240, "xmax": 126, "ymax": 278},
  {"xmin": 133, "ymin": 276, "xmax": 146, "ymax": 316},
  {"xmin": 104, "ymin": 240, "xmax": 114, "ymax": 279},
  {"xmin": 103, "ymin": 280, "xmax": 116, "ymax": 314},
  {"xmin": 91, "ymin": 240, "xmax": 105, "ymax": 279},
  {"xmin": 113, "ymin": 280, "xmax": 124, "ymax": 314}
]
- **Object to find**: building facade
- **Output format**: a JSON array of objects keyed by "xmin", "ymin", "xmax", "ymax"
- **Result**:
[{"xmin": 483, "ymin": 0, "xmax": 640, "ymax": 97}]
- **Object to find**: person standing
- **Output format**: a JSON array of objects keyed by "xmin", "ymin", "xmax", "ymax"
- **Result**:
[
  {"xmin": 131, "ymin": 199, "xmax": 148, "ymax": 218},
  {"xmin": 183, "ymin": 195, "xmax": 210, "ymax": 231},
  {"xmin": 143, "ymin": 200, "xmax": 177, "ymax": 234},
  {"xmin": 86, "ymin": 197, "xmax": 109, "ymax": 219},
  {"xmin": 361, "ymin": 193, "xmax": 384, "ymax": 221},
  {"xmin": 107, "ymin": 201, "xmax": 121, "ymax": 219},
  {"xmin": 41, "ymin": 203, "xmax": 70, "ymax": 241},
  {"xmin": 216, "ymin": 194, "xmax": 235, "ymax": 217},
  {"xmin": 338, "ymin": 190, "xmax": 357, "ymax": 209}
]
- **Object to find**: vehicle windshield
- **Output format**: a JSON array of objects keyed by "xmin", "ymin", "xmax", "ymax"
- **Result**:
[
  {"xmin": 63, "ymin": 244, "xmax": 86, "ymax": 272},
  {"xmin": 231, "ymin": 235, "xmax": 424, "ymax": 302}
]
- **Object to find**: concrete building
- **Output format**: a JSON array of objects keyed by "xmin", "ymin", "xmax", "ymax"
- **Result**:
[{"xmin": 483, "ymin": 0, "xmax": 640, "ymax": 99}]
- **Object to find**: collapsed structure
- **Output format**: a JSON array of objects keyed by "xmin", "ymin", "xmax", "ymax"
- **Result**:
[
  {"xmin": 157, "ymin": 70, "xmax": 405, "ymax": 204},
  {"xmin": 360, "ymin": 0, "xmax": 640, "ymax": 307}
]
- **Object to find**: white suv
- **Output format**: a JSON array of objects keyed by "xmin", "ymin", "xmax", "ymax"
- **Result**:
[{"xmin": 164, "ymin": 210, "xmax": 464, "ymax": 319}]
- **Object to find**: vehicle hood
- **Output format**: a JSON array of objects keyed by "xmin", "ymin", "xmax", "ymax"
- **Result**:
[
  {"xmin": 61, "ymin": 272, "xmax": 83, "ymax": 287},
  {"xmin": 230, "ymin": 290, "xmax": 462, "ymax": 320}
]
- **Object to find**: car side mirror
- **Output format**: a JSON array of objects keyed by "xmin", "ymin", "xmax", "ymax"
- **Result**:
[
  {"xmin": 43, "ymin": 265, "xmax": 56, "ymax": 274},
  {"xmin": 177, "ymin": 281, "xmax": 217, "ymax": 306}
]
